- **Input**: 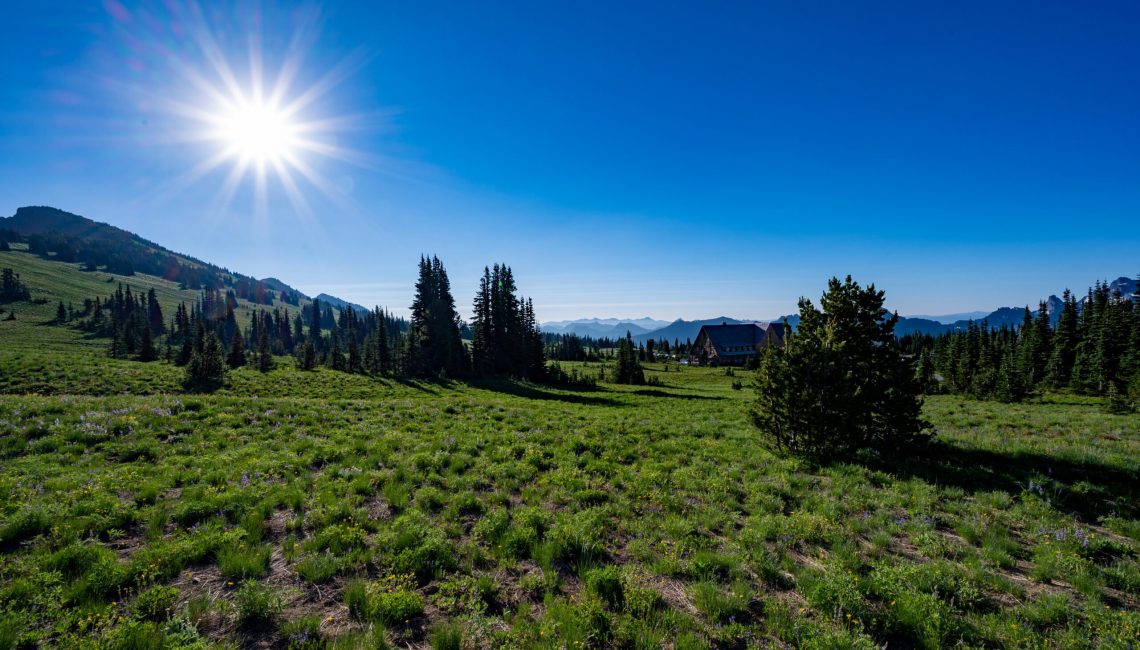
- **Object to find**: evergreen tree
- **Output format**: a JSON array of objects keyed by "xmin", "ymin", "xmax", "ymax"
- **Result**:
[
  {"xmin": 1046, "ymin": 289, "xmax": 1079, "ymax": 387},
  {"xmin": 328, "ymin": 334, "xmax": 346, "ymax": 371},
  {"xmin": 614, "ymin": 331, "xmax": 645, "ymax": 384},
  {"xmin": 752, "ymin": 276, "xmax": 930, "ymax": 458},
  {"xmin": 376, "ymin": 309, "xmax": 391, "ymax": 374},
  {"xmin": 297, "ymin": 340, "xmax": 318, "ymax": 371},
  {"xmin": 147, "ymin": 288, "xmax": 164, "ymax": 335},
  {"xmin": 0, "ymin": 268, "xmax": 31, "ymax": 302},
  {"xmin": 470, "ymin": 264, "xmax": 546, "ymax": 379},
  {"xmin": 186, "ymin": 326, "xmax": 226, "ymax": 388},
  {"xmin": 257, "ymin": 318, "xmax": 273, "ymax": 372},
  {"xmin": 56, "ymin": 301, "xmax": 67, "ymax": 323},
  {"xmin": 471, "ymin": 267, "xmax": 492, "ymax": 374},
  {"xmin": 227, "ymin": 329, "xmax": 246, "ymax": 368},
  {"xmin": 309, "ymin": 298, "xmax": 322, "ymax": 345},
  {"xmin": 406, "ymin": 255, "xmax": 467, "ymax": 377},
  {"xmin": 137, "ymin": 325, "xmax": 158, "ymax": 362},
  {"xmin": 347, "ymin": 318, "xmax": 361, "ymax": 373}
]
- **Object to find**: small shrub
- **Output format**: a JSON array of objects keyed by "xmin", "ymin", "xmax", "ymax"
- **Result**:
[
  {"xmin": 307, "ymin": 523, "xmax": 367, "ymax": 554},
  {"xmin": 0, "ymin": 615, "xmax": 21, "ymax": 650},
  {"xmin": 296, "ymin": 552, "xmax": 342, "ymax": 583},
  {"xmin": 392, "ymin": 537, "xmax": 456, "ymax": 581},
  {"xmin": 282, "ymin": 615, "xmax": 324, "ymax": 650},
  {"xmin": 584, "ymin": 566, "xmax": 624, "ymax": 610},
  {"xmin": 345, "ymin": 579, "xmax": 369, "ymax": 619},
  {"xmin": 104, "ymin": 620, "xmax": 167, "ymax": 650},
  {"xmin": 692, "ymin": 581, "xmax": 749, "ymax": 624},
  {"xmin": 689, "ymin": 550, "xmax": 737, "ymax": 582},
  {"xmin": 234, "ymin": 580, "xmax": 280, "ymax": 626},
  {"xmin": 430, "ymin": 622, "xmax": 463, "ymax": 650},
  {"xmin": 217, "ymin": 544, "xmax": 271, "ymax": 579},
  {"xmin": 623, "ymin": 586, "xmax": 665, "ymax": 619},
  {"xmin": 472, "ymin": 508, "xmax": 509, "ymax": 544},
  {"xmin": 134, "ymin": 585, "xmax": 180, "ymax": 621},
  {"xmin": 370, "ymin": 588, "xmax": 424, "ymax": 625},
  {"xmin": 0, "ymin": 507, "xmax": 51, "ymax": 547}
]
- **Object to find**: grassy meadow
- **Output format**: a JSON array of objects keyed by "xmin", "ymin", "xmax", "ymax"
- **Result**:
[{"xmin": 1, "ymin": 255, "xmax": 1138, "ymax": 648}]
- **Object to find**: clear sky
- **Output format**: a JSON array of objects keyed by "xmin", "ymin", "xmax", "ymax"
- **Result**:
[{"xmin": 1, "ymin": 1, "xmax": 1137, "ymax": 322}]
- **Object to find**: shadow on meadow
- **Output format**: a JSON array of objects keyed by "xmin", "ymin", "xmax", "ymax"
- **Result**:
[
  {"xmin": 881, "ymin": 440, "xmax": 1140, "ymax": 524},
  {"xmin": 393, "ymin": 376, "xmax": 450, "ymax": 395},
  {"xmin": 473, "ymin": 378, "xmax": 620, "ymax": 407},
  {"xmin": 629, "ymin": 388, "xmax": 724, "ymax": 401}
]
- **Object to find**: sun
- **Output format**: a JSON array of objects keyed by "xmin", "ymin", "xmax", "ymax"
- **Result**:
[
  {"xmin": 218, "ymin": 101, "xmax": 297, "ymax": 164},
  {"xmin": 144, "ymin": 3, "xmax": 374, "ymax": 220}
]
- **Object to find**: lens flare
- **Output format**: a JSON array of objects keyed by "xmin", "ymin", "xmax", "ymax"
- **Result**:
[
  {"xmin": 120, "ymin": 2, "xmax": 379, "ymax": 222},
  {"xmin": 218, "ymin": 101, "xmax": 297, "ymax": 164}
]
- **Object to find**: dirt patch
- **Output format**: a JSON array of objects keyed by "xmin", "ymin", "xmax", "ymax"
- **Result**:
[
  {"xmin": 647, "ymin": 574, "xmax": 698, "ymax": 615},
  {"xmin": 365, "ymin": 497, "xmax": 391, "ymax": 522}
]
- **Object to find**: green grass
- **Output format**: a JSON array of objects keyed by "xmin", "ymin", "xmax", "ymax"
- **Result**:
[{"xmin": 0, "ymin": 262, "xmax": 1138, "ymax": 646}]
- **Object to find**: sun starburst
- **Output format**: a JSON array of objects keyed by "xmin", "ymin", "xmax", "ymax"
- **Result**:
[{"xmin": 143, "ymin": 2, "xmax": 374, "ymax": 222}]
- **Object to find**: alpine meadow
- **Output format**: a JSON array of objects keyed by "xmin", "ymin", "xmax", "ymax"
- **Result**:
[{"xmin": 2, "ymin": 3, "xmax": 1140, "ymax": 650}]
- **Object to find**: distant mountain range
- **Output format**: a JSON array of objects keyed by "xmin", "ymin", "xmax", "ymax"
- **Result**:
[
  {"xmin": 907, "ymin": 311, "xmax": 989, "ymax": 324},
  {"xmin": 540, "ymin": 317, "xmax": 671, "ymax": 339},
  {"xmin": 546, "ymin": 277, "xmax": 1137, "ymax": 343}
]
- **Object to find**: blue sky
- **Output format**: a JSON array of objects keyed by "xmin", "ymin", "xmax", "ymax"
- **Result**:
[{"xmin": 1, "ymin": 1, "xmax": 1137, "ymax": 321}]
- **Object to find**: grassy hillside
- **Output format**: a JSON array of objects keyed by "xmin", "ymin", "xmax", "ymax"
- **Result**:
[
  {"xmin": 0, "ymin": 302, "xmax": 1138, "ymax": 648},
  {"xmin": 0, "ymin": 248, "xmax": 303, "ymax": 355}
]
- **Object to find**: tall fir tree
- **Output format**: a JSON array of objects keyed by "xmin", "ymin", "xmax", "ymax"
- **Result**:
[{"xmin": 227, "ymin": 328, "xmax": 246, "ymax": 368}]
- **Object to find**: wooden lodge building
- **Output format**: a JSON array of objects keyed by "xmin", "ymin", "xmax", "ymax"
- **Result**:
[{"xmin": 688, "ymin": 322, "xmax": 786, "ymax": 366}]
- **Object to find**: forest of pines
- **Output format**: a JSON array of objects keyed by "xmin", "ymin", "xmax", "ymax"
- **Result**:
[{"xmin": 53, "ymin": 256, "xmax": 554, "ymax": 388}]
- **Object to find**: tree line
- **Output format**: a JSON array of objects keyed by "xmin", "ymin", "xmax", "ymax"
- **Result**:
[
  {"xmin": 62, "ymin": 256, "xmax": 568, "ymax": 389},
  {"xmin": 544, "ymin": 332, "xmax": 693, "ymax": 363},
  {"xmin": 904, "ymin": 279, "xmax": 1140, "ymax": 408}
]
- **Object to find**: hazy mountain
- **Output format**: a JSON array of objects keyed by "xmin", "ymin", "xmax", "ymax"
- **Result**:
[
  {"xmin": 631, "ymin": 317, "xmax": 763, "ymax": 344},
  {"xmin": 313, "ymin": 293, "xmax": 370, "ymax": 315},
  {"xmin": 261, "ymin": 277, "xmax": 305, "ymax": 297},
  {"xmin": 541, "ymin": 317, "xmax": 669, "ymax": 333},
  {"xmin": 542, "ymin": 321, "xmax": 654, "ymax": 339},
  {"xmin": 908, "ymin": 311, "xmax": 989, "ymax": 324}
]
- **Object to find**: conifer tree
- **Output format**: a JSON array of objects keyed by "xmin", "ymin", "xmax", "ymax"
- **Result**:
[
  {"xmin": 752, "ymin": 276, "xmax": 929, "ymax": 458},
  {"xmin": 376, "ymin": 309, "xmax": 391, "ymax": 374},
  {"xmin": 328, "ymin": 333, "xmax": 346, "ymax": 371},
  {"xmin": 297, "ymin": 340, "xmax": 317, "ymax": 371},
  {"xmin": 147, "ymin": 288, "xmax": 164, "ymax": 335},
  {"xmin": 1046, "ymin": 289, "xmax": 1079, "ymax": 387},
  {"xmin": 347, "ymin": 318, "xmax": 361, "ymax": 373},
  {"xmin": 614, "ymin": 331, "xmax": 645, "ymax": 384},
  {"xmin": 227, "ymin": 329, "xmax": 246, "ymax": 368},
  {"xmin": 137, "ymin": 325, "xmax": 158, "ymax": 362},
  {"xmin": 406, "ymin": 255, "xmax": 467, "ymax": 377},
  {"xmin": 257, "ymin": 318, "xmax": 273, "ymax": 372},
  {"xmin": 309, "ymin": 298, "xmax": 322, "ymax": 346},
  {"xmin": 186, "ymin": 325, "xmax": 226, "ymax": 388}
]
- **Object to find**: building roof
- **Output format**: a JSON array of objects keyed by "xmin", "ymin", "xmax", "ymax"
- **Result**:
[{"xmin": 697, "ymin": 322, "xmax": 785, "ymax": 356}]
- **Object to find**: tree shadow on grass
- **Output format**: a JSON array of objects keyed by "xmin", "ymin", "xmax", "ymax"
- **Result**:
[
  {"xmin": 630, "ymin": 388, "xmax": 724, "ymax": 401},
  {"xmin": 473, "ymin": 378, "xmax": 620, "ymax": 407},
  {"xmin": 393, "ymin": 377, "xmax": 446, "ymax": 395},
  {"xmin": 874, "ymin": 440, "xmax": 1139, "ymax": 524}
]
